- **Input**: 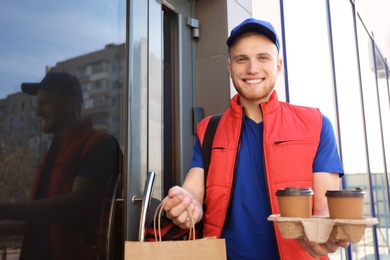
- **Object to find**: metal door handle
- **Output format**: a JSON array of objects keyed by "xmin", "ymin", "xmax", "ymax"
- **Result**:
[{"xmin": 132, "ymin": 171, "xmax": 156, "ymax": 242}]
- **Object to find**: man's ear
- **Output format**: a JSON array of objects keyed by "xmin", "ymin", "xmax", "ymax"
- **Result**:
[
  {"xmin": 64, "ymin": 96, "xmax": 78, "ymax": 111},
  {"xmin": 227, "ymin": 60, "xmax": 232, "ymax": 77},
  {"xmin": 276, "ymin": 58, "xmax": 283, "ymax": 77}
]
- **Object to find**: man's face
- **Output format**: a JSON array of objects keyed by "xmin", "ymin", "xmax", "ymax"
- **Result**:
[
  {"xmin": 36, "ymin": 89, "xmax": 69, "ymax": 133},
  {"xmin": 227, "ymin": 33, "xmax": 282, "ymax": 104}
]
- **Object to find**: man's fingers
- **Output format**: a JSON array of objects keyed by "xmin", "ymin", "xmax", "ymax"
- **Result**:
[
  {"xmin": 177, "ymin": 208, "xmax": 191, "ymax": 223},
  {"xmin": 297, "ymin": 238, "xmax": 350, "ymax": 258},
  {"xmin": 325, "ymin": 240, "xmax": 340, "ymax": 253},
  {"xmin": 167, "ymin": 185, "xmax": 184, "ymax": 198},
  {"xmin": 168, "ymin": 185, "xmax": 193, "ymax": 198},
  {"xmin": 163, "ymin": 186, "xmax": 202, "ymax": 228},
  {"xmin": 336, "ymin": 240, "xmax": 350, "ymax": 248},
  {"xmin": 170, "ymin": 206, "xmax": 193, "ymax": 229},
  {"xmin": 165, "ymin": 196, "xmax": 191, "ymax": 219},
  {"xmin": 163, "ymin": 195, "xmax": 183, "ymax": 211},
  {"xmin": 297, "ymin": 239, "xmax": 325, "ymax": 258}
]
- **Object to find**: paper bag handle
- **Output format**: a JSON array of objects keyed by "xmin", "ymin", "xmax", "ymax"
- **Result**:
[{"xmin": 153, "ymin": 200, "xmax": 196, "ymax": 241}]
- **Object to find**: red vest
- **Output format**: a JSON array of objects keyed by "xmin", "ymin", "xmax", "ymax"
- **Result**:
[{"xmin": 197, "ymin": 92, "xmax": 328, "ymax": 260}]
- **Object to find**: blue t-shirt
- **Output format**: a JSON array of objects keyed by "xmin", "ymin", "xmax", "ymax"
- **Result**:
[{"xmin": 189, "ymin": 114, "xmax": 344, "ymax": 260}]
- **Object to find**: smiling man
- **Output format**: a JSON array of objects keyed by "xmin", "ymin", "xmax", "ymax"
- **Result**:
[{"xmin": 162, "ymin": 18, "xmax": 348, "ymax": 259}]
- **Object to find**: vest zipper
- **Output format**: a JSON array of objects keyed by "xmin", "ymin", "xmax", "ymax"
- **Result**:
[
  {"xmin": 260, "ymin": 103, "xmax": 281, "ymax": 259},
  {"xmin": 221, "ymin": 107, "xmax": 245, "ymax": 232}
]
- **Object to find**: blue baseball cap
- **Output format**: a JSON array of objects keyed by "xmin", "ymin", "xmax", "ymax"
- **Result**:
[
  {"xmin": 21, "ymin": 72, "xmax": 83, "ymax": 103},
  {"xmin": 226, "ymin": 18, "xmax": 280, "ymax": 51}
]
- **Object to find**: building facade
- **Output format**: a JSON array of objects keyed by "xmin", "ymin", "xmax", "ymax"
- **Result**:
[{"xmin": 0, "ymin": 0, "xmax": 389, "ymax": 259}]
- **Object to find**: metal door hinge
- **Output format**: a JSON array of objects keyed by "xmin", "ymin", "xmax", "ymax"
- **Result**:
[{"xmin": 186, "ymin": 17, "xmax": 199, "ymax": 39}]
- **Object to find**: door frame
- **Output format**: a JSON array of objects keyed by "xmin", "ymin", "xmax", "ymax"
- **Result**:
[{"xmin": 125, "ymin": 0, "xmax": 197, "ymax": 241}]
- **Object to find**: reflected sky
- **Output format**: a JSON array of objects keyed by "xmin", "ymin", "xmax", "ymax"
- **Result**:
[{"xmin": 0, "ymin": 0, "xmax": 126, "ymax": 99}]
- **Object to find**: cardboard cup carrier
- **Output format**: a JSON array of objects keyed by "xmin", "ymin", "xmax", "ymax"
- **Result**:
[{"xmin": 269, "ymin": 187, "xmax": 378, "ymax": 243}]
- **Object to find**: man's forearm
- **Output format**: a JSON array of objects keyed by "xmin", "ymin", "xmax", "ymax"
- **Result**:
[
  {"xmin": 0, "ymin": 220, "xmax": 26, "ymax": 236},
  {"xmin": 0, "ymin": 192, "xmax": 94, "ymax": 223}
]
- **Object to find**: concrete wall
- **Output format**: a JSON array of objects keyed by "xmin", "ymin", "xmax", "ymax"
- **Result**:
[{"xmin": 195, "ymin": 0, "xmax": 253, "ymax": 116}]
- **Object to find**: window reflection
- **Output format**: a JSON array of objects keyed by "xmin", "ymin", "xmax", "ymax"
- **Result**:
[
  {"xmin": 0, "ymin": 1, "xmax": 126, "ymax": 259},
  {"xmin": 292, "ymin": 0, "xmax": 390, "ymax": 258},
  {"xmin": 330, "ymin": 2, "xmax": 371, "ymax": 257},
  {"xmin": 356, "ymin": 16, "xmax": 389, "ymax": 258},
  {"xmin": 373, "ymin": 49, "xmax": 390, "ymax": 256}
]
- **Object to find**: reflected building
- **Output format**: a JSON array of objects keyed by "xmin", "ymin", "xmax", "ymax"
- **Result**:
[
  {"xmin": 0, "ymin": 98, "xmax": 6, "ymax": 152},
  {"xmin": 0, "ymin": 93, "xmax": 41, "ymax": 203},
  {"xmin": 47, "ymin": 43, "xmax": 125, "ymax": 144}
]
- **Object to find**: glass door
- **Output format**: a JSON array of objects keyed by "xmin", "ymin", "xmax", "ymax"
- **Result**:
[
  {"xmin": 0, "ymin": 1, "xmax": 126, "ymax": 259},
  {"xmin": 126, "ymin": 0, "xmax": 197, "ymax": 242}
]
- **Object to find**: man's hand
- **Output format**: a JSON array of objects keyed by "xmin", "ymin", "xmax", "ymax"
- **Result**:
[
  {"xmin": 297, "ymin": 238, "xmax": 350, "ymax": 258},
  {"xmin": 162, "ymin": 186, "xmax": 203, "ymax": 229}
]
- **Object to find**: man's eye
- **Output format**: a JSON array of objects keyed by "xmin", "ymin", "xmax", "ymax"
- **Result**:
[{"xmin": 259, "ymin": 55, "xmax": 270, "ymax": 60}]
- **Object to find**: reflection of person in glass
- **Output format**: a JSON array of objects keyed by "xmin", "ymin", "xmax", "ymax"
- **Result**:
[{"xmin": 0, "ymin": 72, "xmax": 121, "ymax": 260}]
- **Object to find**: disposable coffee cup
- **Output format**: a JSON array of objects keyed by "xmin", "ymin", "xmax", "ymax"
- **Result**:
[
  {"xmin": 276, "ymin": 187, "xmax": 314, "ymax": 218},
  {"xmin": 325, "ymin": 187, "xmax": 366, "ymax": 219}
]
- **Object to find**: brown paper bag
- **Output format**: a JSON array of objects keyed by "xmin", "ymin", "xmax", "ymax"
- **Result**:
[{"xmin": 125, "ymin": 201, "xmax": 227, "ymax": 259}]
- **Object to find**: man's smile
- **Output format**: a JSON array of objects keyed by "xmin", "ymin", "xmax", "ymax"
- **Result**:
[{"xmin": 244, "ymin": 78, "xmax": 263, "ymax": 84}]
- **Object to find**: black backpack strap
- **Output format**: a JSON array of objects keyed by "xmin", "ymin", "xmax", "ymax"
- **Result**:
[{"xmin": 201, "ymin": 113, "xmax": 222, "ymax": 188}]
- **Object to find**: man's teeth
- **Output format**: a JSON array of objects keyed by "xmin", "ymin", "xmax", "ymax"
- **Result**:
[{"xmin": 246, "ymin": 79, "xmax": 261, "ymax": 84}]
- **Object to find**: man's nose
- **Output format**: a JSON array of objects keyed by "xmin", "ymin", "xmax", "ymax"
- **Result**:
[{"xmin": 246, "ymin": 60, "xmax": 260, "ymax": 74}]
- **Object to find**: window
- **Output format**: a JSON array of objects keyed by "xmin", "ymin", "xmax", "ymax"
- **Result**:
[
  {"xmin": 0, "ymin": 1, "xmax": 126, "ymax": 258},
  {"xmin": 91, "ymin": 61, "xmax": 105, "ymax": 74}
]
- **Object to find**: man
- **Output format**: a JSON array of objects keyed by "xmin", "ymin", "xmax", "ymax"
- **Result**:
[
  {"xmin": 0, "ymin": 72, "xmax": 121, "ymax": 259},
  {"xmin": 163, "ymin": 18, "xmax": 349, "ymax": 259}
]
